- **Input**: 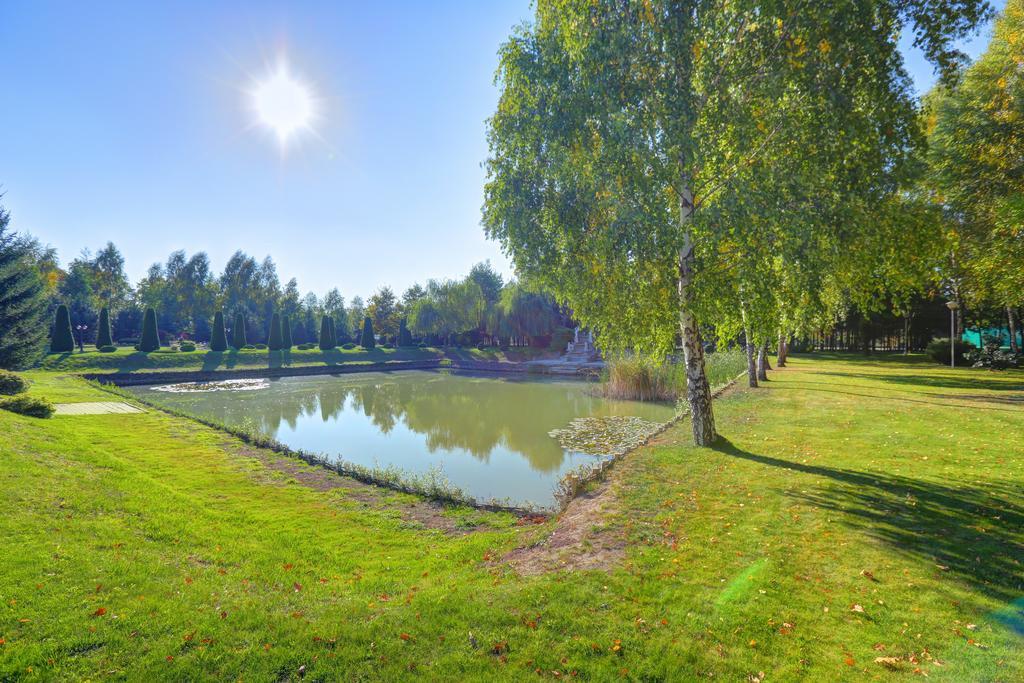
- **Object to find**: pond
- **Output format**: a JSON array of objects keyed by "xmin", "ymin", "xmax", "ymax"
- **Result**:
[{"xmin": 127, "ymin": 370, "xmax": 675, "ymax": 509}]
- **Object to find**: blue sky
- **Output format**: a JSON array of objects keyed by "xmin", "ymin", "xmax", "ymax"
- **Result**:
[{"xmin": 0, "ymin": 1, "xmax": 1005, "ymax": 300}]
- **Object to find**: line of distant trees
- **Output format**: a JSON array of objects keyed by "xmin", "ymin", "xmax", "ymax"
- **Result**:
[{"xmin": 14, "ymin": 236, "xmax": 572, "ymax": 352}]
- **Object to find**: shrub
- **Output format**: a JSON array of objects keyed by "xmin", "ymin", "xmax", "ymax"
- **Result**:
[
  {"xmin": 281, "ymin": 314, "xmax": 293, "ymax": 349},
  {"xmin": 417, "ymin": 341, "xmax": 428, "ymax": 348},
  {"xmin": 178, "ymin": 341, "xmax": 196, "ymax": 352},
  {"xmin": 398, "ymin": 318, "xmax": 413, "ymax": 347},
  {"xmin": 51, "ymin": 304, "xmax": 75, "ymax": 353},
  {"xmin": 95, "ymin": 307, "xmax": 113, "ymax": 348},
  {"xmin": 966, "ymin": 334, "xmax": 1020, "ymax": 370},
  {"xmin": 99, "ymin": 345, "xmax": 117, "ymax": 353},
  {"xmin": 360, "ymin": 317, "xmax": 376, "ymax": 349},
  {"xmin": 210, "ymin": 311, "xmax": 229, "ymax": 352},
  {"xmin": 267, "ymin": 312, "xmax": 283, "ymax": 350},
  {"xmin": 241, "ymin": 344, "xmax": 256, "ymax": 350},
  {"xmin": 1, "ymin": 395, "xmax": 54, "ymax": 418},
  {"xmin": 254, "ymin": 343, "xmax": 268, "ymax": 350},
  {"xmin": 342, "ymin": 342, "xmax": 356, "ymax": 350},
  {"xmin": 319, "ymin": 315, "xmax": 334, "ymax": 350},
  {"xmin": 383, "ymin": 342, "xmax": 395, "ymax": 350},
  {"xmin": 296, "ymin": 342, "xmax": 314, "ymax": 351},
  {"xmin": 0, "ymin": 369, "xmax": 28, "ymax": 395},
  {"xmin": 139, "ymin": 307, "xmax": 160, "ymax": 352},
  {"xmin": 232, "ymin": 312, "xmax": 247, "ymax": 349},
  {"xmin": 926, "ymin": 337, "xmax": 976, "ymax": 366}
]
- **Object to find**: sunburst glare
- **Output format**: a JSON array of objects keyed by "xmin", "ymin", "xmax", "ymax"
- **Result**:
[{"xmin": 248, "ymin": 59, "xmax": 319, "ymax": 149}]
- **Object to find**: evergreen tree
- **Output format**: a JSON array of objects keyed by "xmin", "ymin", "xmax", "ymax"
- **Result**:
[
  {"xmin": 319, "ymin": 315, "xmax": 334, "ymax": 350},
  {"xmin": 139, "ymin": 307, "xmax": 160, "ymax": 352},
  {"xmin": 50, "ymin": 304, "xmax": 75, "ymax": 353},
  {"xmin": 281, "ymin": 314, "xmax": 293, "ymax": 349},
  {"xmin": 95, "ymin": 307, "xmax": 113, "ymax": 348},
  {"xmin": 360, "ymin": 316, "xmax": 376, "ymax": 349},
  {"xmin": 0, "ymin": 206, "xmax": 49, "ymax": 367},
  {"xmin": 210, "ymin": 311, "xmax": 228, "ymax": 352},
  {"xmin": 268, "ymin": 312, "xmax": 283, "ymax": 350},
  {"xmin": 398, "ymin": 318, "xmax": 413, "ymax": 346},
  {"xmin": 232, "ymin": 312, "xmax": 246, "ymax": 349}
]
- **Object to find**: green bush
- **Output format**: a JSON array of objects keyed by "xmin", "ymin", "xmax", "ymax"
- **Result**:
[
  {"xmin": 241, "ymin": 344, "xmax": 256, "ymax": 350},
  {"xmin": 96, "ymin": 307, "xmax": 113, "ymax": 349},
  {"xmin": 548, "ymin": 326, "xmax": 574, "ymax": 352},
  {"xmin": 210, "ymin": 311, "xmax": 228, "ymax": 352},
  {"xmin": 417, "ymin": 341, "xmax": 427, "ymax": 348},
  {"xmin": 51, "ymin": 304, "xmax": 75, "ymax": 353},
  {"xmin": 925, "ymin": 337, "xmax": 976, "ymax": 366},
  {"xmin": 296, "ymin": 342, "xmax": 315, "ymax": 351},
  {"xmin": 178, "ymin": 341, "xmax": 196, "ymax": 352},
  {"xmin": 319, "ymin": 315, "xmax": 334, "ymax": 350},
  {"xmin": 341, "ymin": 342, "xmax": 356, "ymax": 350},
  {"xmin": 254, "ymin": 343, "xmax": 268, "ymax": 350},
  {"xmin": 99, "ymin": 345, "xmax": 117, "ymax": 353},
  {"xmin": 232, "ymin": 312, "xmax": 247, "ymax": 349},
  {"xmin": 398, "ymin": 318, "xmax": 413, "ymax": 347},
  {"xmin": 0, "ymin": 369, "xmax": 28, "ymax": 395},
  {"xmin": 139, "ymin": 307, "xmax": 160, "ymax": 352},
  {"xmin": 267, "ymin": 312, "xmax": 283, "ymax": 350},
  {"xmin": 360, "ymin": 317, "xmax": 376, "ymax": 349},
  {"xmin": 1, "ymin": 395, "xmax": 54, "ymax": 418},
  {"xmin": 281, "ymin": 314, "xmax": 293, "ymax": 349}
]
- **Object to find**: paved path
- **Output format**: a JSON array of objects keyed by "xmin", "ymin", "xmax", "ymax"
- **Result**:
[{"xmin": 55, "ymin": 402, "xmax": 144, "ymax": 415}]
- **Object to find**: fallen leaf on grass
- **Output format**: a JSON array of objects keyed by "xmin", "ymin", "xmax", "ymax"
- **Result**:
[
  {"xmin": 91, "ymin": 607, "xmax": 107, "ymax": 618},
  {"xmin": 875, "ymin": 656, "xmax": 905, "ymax": 670},
  {"xmin": 850, "ymin": 604, "xmax": 865, "ymax": 613}
]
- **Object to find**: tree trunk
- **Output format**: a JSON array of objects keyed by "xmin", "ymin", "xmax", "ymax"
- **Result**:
[
  {"xmin": 741, "ymin": 306, "xmax": 758, "ymax": 388},
  {"xmin": 776, "ymin": 334, "xmax": 787, "ymax": 367},
  {"xmin": 762, "ymin": 342, "xmax": 772, "ymax": 370},
  {"xmin": 902, "ymin": 313, "xmax": 911, "ymax": 355},
  {"xmin": 677, "ymin": 185, "xmax": 716, "ymax": 446},
  {"xmin": 756, "ymin": 344, "xmax": 768, "ymax": 382},
  {"xmin": 1008, "ymin": 306, "xmax": 1020, "ymax": 354}
]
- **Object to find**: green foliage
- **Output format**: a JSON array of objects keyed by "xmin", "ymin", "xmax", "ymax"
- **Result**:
[
  {"xmin": 95, "ymin": 307, "xmax": 113, "ymax": 348},
  {"xmin": 139, "ymin": 307, "xmax": 160, "ymax": 352},
  {"xmin": 0, "ymin": 369, "xmax": 28, "ymax": 396},
  {"xmin": 359, "ymin": 316, "xmax": 375, "ymax": 349},
  {"xmin": 232, "ymin": 312, "xmax": 247, "ymax": 349},
  {"xmin": 0, "ymin": 394, "xmax": 54, "ymax": 418},
  {"xmin": 178, "ymin": 341, "xmax": 196, "ymax": 352},
  {"xmin": 50, "ymin": 304, "xmax": 75, "ymax": 353},
  {"xmin": 98, "ymin": 345, "xmax": 117, "ymax": 353},
  {"xmin": 210, "ymin": 311, "xmax": 228, "ymax": 352},
  {"xmin": 241, "ymin": 344, "xmax": 256, "ymax": 350},
  {"xmin": 398, "ymin": 318, "xmax": 413, "ymax": 347},
  {"xmin": 281, "ymin": 314, "xmax": 293, "ymax": 349},
  {"xmin": 548, "ymin": 326, "xmax": 573, "ymax": 352},
  {"xmin": 319, "ymin": 315, "xmax": 334, "ymax": 350},
  {"xmin": 254, "ymin": 343, "xmax": 267, "ymax": 350},
  {"xmin": 925, "ymin": 337, "xmax": 976, "ymax": 365},
  {"xmin": 341, "ymin": 342, "xmax": 356, "ymax": 350},
  {"xmin": 267, "ymin": 312, "xmax": 283, "ymax": 350}
]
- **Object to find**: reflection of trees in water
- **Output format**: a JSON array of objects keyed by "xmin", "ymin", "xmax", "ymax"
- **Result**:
[{"xmin": 156, "ymin": 373, "xmax": 665, "ymax": 474}]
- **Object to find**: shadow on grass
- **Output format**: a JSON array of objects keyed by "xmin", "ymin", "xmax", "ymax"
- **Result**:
[
  {"xmin": 816, "ymin": 370, "xmax": 1024, "ymax": 393},
  {"xmin": 711, "ymin": 437, "xmax": 1024, "ymax": 602},
  {"xmin": 778, "ymin": 381, "xmax": 1024, "ymax": 413}
]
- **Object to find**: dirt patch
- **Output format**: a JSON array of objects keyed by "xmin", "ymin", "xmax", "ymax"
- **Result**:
[{"xmin": 220, "ymin": 440, "xmax": 478, "ymax": 535}]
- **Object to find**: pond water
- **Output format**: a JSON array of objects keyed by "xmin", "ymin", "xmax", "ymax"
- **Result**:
[{"xmin": 127, "ymin": 370, "xmax": 674, "ymax": 509}]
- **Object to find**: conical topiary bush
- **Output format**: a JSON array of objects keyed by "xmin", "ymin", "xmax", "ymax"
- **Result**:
[
  {"xmin": 360, "ymin": 317, "xmax": 375, "ymax": 349},
  {"xmin": 232, "ymin": 312, "xmax": 246, "ymax": 349},
  {"xmin": 210, "ymin": 311, "xmax": 228, "ymax": 352},
  {"xmin": 51, "ymin": 304, "xmax": 75, "ymax": 353},
  {"xmin": 282, "ymin": 314, "xmax": 293, "ymax": 349},
  {"xmin": 139, "ymin": 307, "xmax": 160, "ymax": 352},
  {"xmin": 398, "ymin": 317, "xmax": 412, "ymax": 347},
  {"xmin": 319, "ymin": 315, "xmax": 333, "ymax": 350},
  {"xmin": 95, "ymin": 307, "xmax": 113, "ymax": 349},
  {"xmin": 268, "ymin": 312, "xmax": 283, "ymax": 350}
]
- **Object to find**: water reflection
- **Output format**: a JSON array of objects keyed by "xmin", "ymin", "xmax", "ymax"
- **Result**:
[{"xmin": 131, "ymin": 371, "xmax": 674, "ymax": 506}]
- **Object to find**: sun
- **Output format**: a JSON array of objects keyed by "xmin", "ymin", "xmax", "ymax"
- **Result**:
[{"xmin": 250, "ymin": 62, "xmax": 316, "ymax": 146}]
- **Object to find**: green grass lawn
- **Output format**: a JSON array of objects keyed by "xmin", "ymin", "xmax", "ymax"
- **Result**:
[
  {"xmin": 37, "ymin": 345, "xmax": 553, "ymax": 375},
  {"xmin": 1, "ymin": 354, "xmax": 1021, "ymax": 680}
]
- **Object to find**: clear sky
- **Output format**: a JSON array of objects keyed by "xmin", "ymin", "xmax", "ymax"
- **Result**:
[{"xmin": 0, "ymin": 0, "xmax": 1005, "ymax": 301}]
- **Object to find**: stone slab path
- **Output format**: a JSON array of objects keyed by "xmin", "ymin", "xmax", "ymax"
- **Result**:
[{"xmin": 54, "ymin": 402, "xmax": 144, "ymax": 415}]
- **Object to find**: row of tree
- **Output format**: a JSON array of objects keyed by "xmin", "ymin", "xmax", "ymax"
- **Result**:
[{"xmin": 483, "ymin": 0, "xmax": 1012, "ymax": 444}]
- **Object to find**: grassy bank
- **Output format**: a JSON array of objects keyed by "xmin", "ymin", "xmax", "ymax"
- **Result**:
[
  {"xmin": 1, "ymin": 354, "xmax": 1021, "ymax": 680},
  {"xmin": 37, "ymin": 345, "xmax": 552, "ymax": 374}
]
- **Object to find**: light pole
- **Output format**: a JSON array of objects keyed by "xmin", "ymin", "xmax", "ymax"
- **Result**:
[
  {"xmin": 946, "ymin": 300, "xmax": 959, "ymax": 367},
  {"xmin": 74, "ymin": 324, "xmax": 88, "ymax": 353}
]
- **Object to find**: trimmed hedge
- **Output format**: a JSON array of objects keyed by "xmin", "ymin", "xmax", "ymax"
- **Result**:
[
  {"xmin": 210, "ymin": 311, "xmax": 229, "ymax": 352},
  {"xmin": 139, "ymin": 307, "xmax": 160, "ymax": 352},
  {"xmin": 254, "ymin": 343, "xmax": 267, "ymax": 350},
  {"xmin": 232, "ymin": 313, "xmax": 247, "ymax": 349},
  {"xmin": 319, "ymin": 315, "xmax": 334, "ymax": 350},
  {"xmin": 178, "ymin": 341, "xmax": 196, "ymax": 352},
  {"xmin": 99, "ymin": 345, "xmax": 117, "ymax": 353},
  {"xmin": 342, "ymin": 342, "xmax": 356, "ymax": 350},
  {"xmin": 282, "ymin": 314, "xmax": 293, "ymax": 349},
  {"xmin": 398, "ymin": 318, "xmax": 413, "ymax": 347},
  {"xmin": 926, "ymin": 337, "xmax": 976, "ymax": 366},
  {"xmin": 51, "ymin": 304, "xmax": 75, "ymax": 353},
  {"xmin": 241, "ymin": 344, "xmax": 256, "ymax": 350},
  {"xmin": 96, "ymin": 307, "xmax": 113, "ymax": 348},
  {"xmin": 1, "ymin": 395, "xmax": 54, "ymax": 418},
  {"xmin": 360, "ymin": 317, "xmax": 376, "ymax": 349},
  {"xmin": 0, "ymin": 369, "xmax": 28, "ymax": 396},
  {"xmin": 268, "ymin": 312, "xmax": 284, "ymax": 350}
]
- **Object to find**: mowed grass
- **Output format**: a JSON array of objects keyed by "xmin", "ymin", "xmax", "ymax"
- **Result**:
[
  {"xmin": 38, "ymin": 344, "xmax": 550, "ymax": 375},
  {"xmin": 1, "ymin": 355, "xmax": 1022, "ymax": 680}
]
